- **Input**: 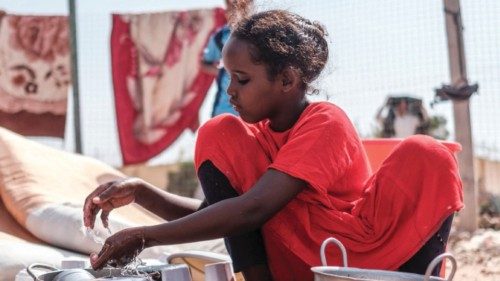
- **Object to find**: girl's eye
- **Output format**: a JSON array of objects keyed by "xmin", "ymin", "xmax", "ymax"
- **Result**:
[{"xmin": 237, "ymin": 78, "xmax": 250, "ymax": 85}]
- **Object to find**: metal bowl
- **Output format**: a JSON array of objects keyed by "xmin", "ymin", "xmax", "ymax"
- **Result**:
[
  {"xmin": 26, "ymin": 263, "xmax": 166, "ymax": 281},
  {"xmin": 311, "ymin": 237, "xmax": 457, "ymax": 281}
]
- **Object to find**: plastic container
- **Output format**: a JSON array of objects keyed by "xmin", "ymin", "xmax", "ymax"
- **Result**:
[
  {"xmin": 362, "ymin": 138, "xmax": 461, "ymax": 172},
  {"xmin": 205, "ymin": 261, "xmax": 235, "ymax": 281},
  {"xmin": 162, "ymin": 264, "xmax": 192, "ymax": 281}
]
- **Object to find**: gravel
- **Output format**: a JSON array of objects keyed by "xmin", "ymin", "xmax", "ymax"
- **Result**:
[{"xmin": 446, "ymin": 228, "xmax": 500, "ymax": 281}]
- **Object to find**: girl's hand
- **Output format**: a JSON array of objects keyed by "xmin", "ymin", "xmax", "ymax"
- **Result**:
[
  {"xmin": 83, "ymin": 178, "xmax": 144, "ymax": 229},
  {"xmin": 90, "ymin": 227, "xmax": 146, "ymax": 270}
]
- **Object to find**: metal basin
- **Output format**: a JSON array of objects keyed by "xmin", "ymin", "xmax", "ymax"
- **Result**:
[
  {"xmin": 311, "ymin": 237, "xmax": 457, "ymax": 281},
  {"xmin": 27, "ymin": 263, "xmax": 167, "ymax": 281}
]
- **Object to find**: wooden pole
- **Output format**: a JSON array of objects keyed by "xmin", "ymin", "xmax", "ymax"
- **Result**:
[
  {"xmin": 443, "ymin": 0, "xmax": 477, "ymax": 232},
  {"xmin": 68, "ymin": 0, "xmax": 83, "ymax": 153}
]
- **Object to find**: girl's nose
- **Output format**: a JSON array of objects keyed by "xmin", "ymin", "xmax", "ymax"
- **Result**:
[{"xmin": 226, "ymin": 81, "xmax": 236, "ymax": 97}]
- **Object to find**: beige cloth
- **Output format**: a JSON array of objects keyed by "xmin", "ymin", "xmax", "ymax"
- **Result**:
[
  {"xmin": 0, "ymin": 198, "xmax": 40, "ymax": 243},
  {"xmin": 0, "ymin": 128, "xmax": 225, "ymax": 280},
  {"xmin": 0, "ymin": 127, "xmax": 152, "ymax": 225}
]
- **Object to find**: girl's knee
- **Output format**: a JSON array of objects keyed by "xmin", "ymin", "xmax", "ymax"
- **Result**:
[
  {"xmin": 399, "ymin": 135, "xmax": 437, "ymax": 151},
  {"xmin": 397, "ymin": 135, "xmax": 456, "ymax": 164},
  {"xmin": 196, "ymin": 115, "xmax": 246, "ymax": 153},
  {"xmin": 198, "ymin": 114, "xmax": 246, "ymax": 142},
  {"xmin": 195, "ymin": 115, "xmax": 264, "ymax": 178}
]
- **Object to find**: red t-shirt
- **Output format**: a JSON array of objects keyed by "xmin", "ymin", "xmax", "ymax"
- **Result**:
[
  {"xmin": 265, "ymin": 102, "xmax": 371, "ymax": 212},
  {"xmin": 195, "ymin": 102, "xmax": 463, "ymax": 281}
]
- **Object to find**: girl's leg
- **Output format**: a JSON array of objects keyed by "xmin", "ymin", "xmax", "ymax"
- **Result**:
[
  {"xmin": 366, "ymin": 135, "xmax": 461, "ymax": 275},
  {"xmin": 398, "ymin": 214, "xmax": 454, "ymax": 276},
  {"xmin": 197, "ymin": 160, "xmax": 272, "ymax": 281}
]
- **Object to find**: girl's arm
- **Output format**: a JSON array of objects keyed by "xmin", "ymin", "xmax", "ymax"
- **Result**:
[
  {"xmin": 83, "ymin": 178, "xmax": 203, "ymax": 229},
  {"xmin": 91, "ymin": 169, "xmax": 306, "ymax": 269},
  {"xmin": 147, "ymin": 169, "xmax": 306, "ymax": 244},
  {"xmin": 135, "ymin": 180, "xmax": 203, "ymax": 221}
]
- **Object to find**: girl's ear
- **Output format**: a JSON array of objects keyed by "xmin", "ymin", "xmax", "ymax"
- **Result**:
[{"xmin": 280, "ymin": 67, "xmax": 301, "ymax": 93}]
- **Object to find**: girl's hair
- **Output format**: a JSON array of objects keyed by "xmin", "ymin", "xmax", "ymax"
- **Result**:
[
  {"xmin": 225, "ymin": 0, "xmax": 254, "ymax": 20},
  {"xmin": 229, "ymin": 6, "xmax": 329, "ymax": 94}
]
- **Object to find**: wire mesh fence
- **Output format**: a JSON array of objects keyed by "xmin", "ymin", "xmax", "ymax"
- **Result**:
[{"xmin": 1, "ymin": 0, "xmax": 499, "ymax": 196}]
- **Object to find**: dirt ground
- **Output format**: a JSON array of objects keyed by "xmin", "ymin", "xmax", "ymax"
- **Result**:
[{"xmin": 445, "ymin": 219, "xmax": 500, "ymax": 281}]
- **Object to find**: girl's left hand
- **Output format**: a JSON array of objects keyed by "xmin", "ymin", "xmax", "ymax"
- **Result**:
[{"xmin": 90, "ymin": 227, "xmax": 147, "ymax": 270}]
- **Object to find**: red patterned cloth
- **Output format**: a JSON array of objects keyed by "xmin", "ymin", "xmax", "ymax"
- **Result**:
[
  {"xmin": 111, "ymin": 8, "xmax": 226, "ymax": 164},
  {"xmin": 0, "ymin": 12, "xmax": 69, "ymax": 137},
  {"xmin": 195, "ymin": 102, "xmax": 463, "ymax": 281}
]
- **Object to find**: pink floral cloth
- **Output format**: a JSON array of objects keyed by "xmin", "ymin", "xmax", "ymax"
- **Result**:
[
  {"xmin": 0, "ymin": 12, "xmax": 69, "ymax": 137},
  {"xmin": 111, "ymin": 8, "xmax": 226, "ymax": 164}
]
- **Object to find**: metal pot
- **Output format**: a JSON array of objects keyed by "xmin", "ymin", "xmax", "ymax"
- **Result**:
[
  {"xmin": 51, "ymin": 269, "xmax": 95, "ymax": 281},
  {"xmin": 26, "ymin": 263, "xmax": 164, "ymax": 281},
  {"xmin": 311, "ymin": 237, "xmax": 457, "ymax": 281}
]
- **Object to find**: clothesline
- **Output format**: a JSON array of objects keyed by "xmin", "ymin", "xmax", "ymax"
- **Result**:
[{"xmin": 0, "ymin": 1, "xmax": 226, "ymax": 165}]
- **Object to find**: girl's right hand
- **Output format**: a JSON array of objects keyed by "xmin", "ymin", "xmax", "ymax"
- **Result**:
[{"xmin": 83, "ymin": 177, "xmax": 144, "ymax": 229}]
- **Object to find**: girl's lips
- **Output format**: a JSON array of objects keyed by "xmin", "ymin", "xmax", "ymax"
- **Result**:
[{"xmin": 230, "ymin": 99, "xmax": 241, "ymax": 111}]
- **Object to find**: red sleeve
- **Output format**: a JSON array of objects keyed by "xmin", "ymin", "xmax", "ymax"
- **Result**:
[{"xmin": 269, "ymin": 104, "xmax": 361, "ymax": 195}]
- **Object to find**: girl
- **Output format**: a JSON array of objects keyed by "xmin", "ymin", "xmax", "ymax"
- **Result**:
[{"xmin": 83, "ymin": 8, "xmax": 463, "ymax": 281}]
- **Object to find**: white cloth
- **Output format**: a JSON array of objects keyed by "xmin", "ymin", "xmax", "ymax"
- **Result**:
[
  {"xmin": 0, "ymin": 237, "xmax": 84, "ymax": 281},
  {"xmin": 25, "ymin": 202, "xmax": 226, "ymax": 258}
]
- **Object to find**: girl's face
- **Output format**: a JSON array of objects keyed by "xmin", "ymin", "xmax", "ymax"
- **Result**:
[{"xmin": 222, "ymin": 37, "xmax": 284, "ymax": 124}]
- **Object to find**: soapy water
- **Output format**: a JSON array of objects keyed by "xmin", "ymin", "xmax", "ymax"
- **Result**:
[
  {"xmin": 81, "ymin": 226, "xmax": 153, "ymax": 280},
  {"xmin": 117, "ymin": 237, "xmax": 150, "ymax": 279},
  {"xmin": 80, "ymin": 225, "xmax": 112, "ymax": 245},
  {"xmin": 119, "ymin": 254, "xmax": 148, "ymax": 279}
]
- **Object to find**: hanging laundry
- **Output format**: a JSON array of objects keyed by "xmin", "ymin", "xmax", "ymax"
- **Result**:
[
  {"xmin": 111, "ymin": 8, "xmax": 226, "ymax": 164},
  {"xmin": 0, "ymin": 12, "xmax": 70, "ymax": 138}
]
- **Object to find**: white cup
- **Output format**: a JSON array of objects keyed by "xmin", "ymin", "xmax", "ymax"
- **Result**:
[
  {"xmin": 161, "ymin": 264, "xmax": 192, "ymax": 281},
  {"xmin": 60, "ymin": 257, "xmax": 89, "ymax": 269},
  {"xmin": 204, "ymin": 261, "xmax": 235, "ymax": 281}
]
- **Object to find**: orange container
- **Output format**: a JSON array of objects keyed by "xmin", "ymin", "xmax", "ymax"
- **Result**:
[{"xmin": 362, "ymin": 138, "xmax": 462, "ymax": 172}]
